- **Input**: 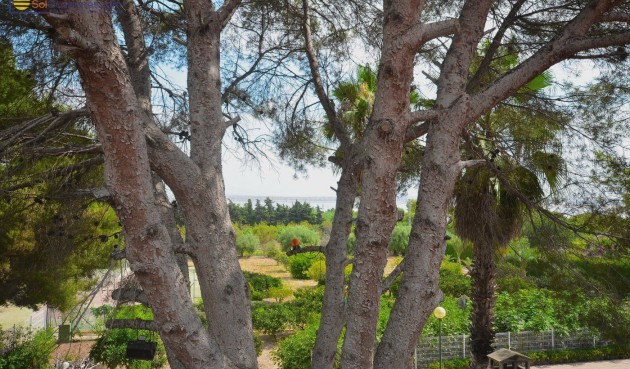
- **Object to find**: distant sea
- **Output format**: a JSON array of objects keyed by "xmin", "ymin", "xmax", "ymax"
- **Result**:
[{"xmin": 226, "ymin": 195, "xmax": 412, "ymax": 211}]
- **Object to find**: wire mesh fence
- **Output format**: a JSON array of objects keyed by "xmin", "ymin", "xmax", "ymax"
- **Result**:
[{"xmin": 415, "ymin": 329, "xmax": 608, "ymax": 369}]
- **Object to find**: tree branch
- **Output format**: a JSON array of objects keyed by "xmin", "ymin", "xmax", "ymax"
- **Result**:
[
  {"xmin": 286, "ymin": 246, "xmax": 325, "ymax": 256},
  {"xmin": 106, "ymin": 319, "xmax": 157, "ymax": 331},
  {"xmin": 436, "ymin": 0, "xmax": 494, "ymax": 107},
  {"xmin": 112, "ymin": 288, "xmax": 149, "ymax": 306},
  {"xmin": 224, "ymin": 115, "xmax": 241, "ymax": 128},
  {"xmin": 471, "ymin": 0, "xmax": 629, "ymax": 118},
  {"xmin": 457, "ymin": 159, "xmax": 486, "ymax": 170},
  {"xmin": 406, "ymin": 18, "xmax": 459, "ymax": 52},
  {"xmin": 213, "ymin": 0, "xmax": 242, "ymax": 30},
  {"xmin": 467, "ymin": 0, "xmax": 528, "ymax": 93},
  {"xmin": 600, "ymin": 12, "xmax": 630, "ymax": 23},
  {"xmin": 301, "ymin": 0, "xmax": 351, "ymax": 149},
  {"xmin": 381, "ymin": 259, "xmax": 405, "ymax": 292}
]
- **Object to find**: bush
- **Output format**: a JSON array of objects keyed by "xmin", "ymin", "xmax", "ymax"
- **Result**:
[
  {"xmin": 250, "ymin": 223, "xmax": 280, "ymax": 245},
  {"xmin": 347, "ymin": 233, "xmax": 356, "ymax": 254},
  {"xmin": 496, "ymin": 261, "xmax": 535, "ymax": 293},
  {"xmin": 269, "ymin": 287, "xmax": 293, "ymax": 302},
  {"xmin": 288, "ymin": 254, "xmax": 322, "ymax": 279},
  {"xmin": 0, "ymin": 327, "xmax": 55, "ymax": 369},
  {"xmin": 307, "ymin": 258, "xmax": 326, "ymax": 284},
  {"xmin": 244, "ymin": 271, "xmax": 283, "ymax": 301},
  {"xmin": 426, "ymin": 345, "xmax": 630, "ymax": 368},
  {"xmin": 421, "ymin": 296, "xmax": 471, "ymax": 336},
  {"xmin": 272, "ymin": 323, "xmax": 319, "ymax": 369},
  {"xmin": 388, "ymin": 223, "xmax": 411, "ymax": 255},
  {"xmin": 439, "ymin": 260, "xmax": 471, "ymax": 297},
  {"xmin": 427, "ymin": 358, "xmax": 470, "ymax": 369},
  {"xmin": 251, "ymin": 303, "xmax": 295, "ymax": 340},
  {"xmin": 236, "ymin": 231, "xmax": 260, "ymax": 257},
  {"xmin": 289, "ymin": 286, "xmax": 325, "ymax": 327},
  {"xmin": 529, "ymin": 345, "xmax": 630, "ymax": 365},
  {"xmin": 277, "ymin": 226, "xmax": 320, "ymax": 252},
  {"xmin": 90, "ymin": 305, "xmax": 167, "ymax": 369}
]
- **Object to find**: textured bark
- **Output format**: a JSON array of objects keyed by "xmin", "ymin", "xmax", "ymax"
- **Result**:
[
  {"xmin": 469, "ymin": 241, "xmax": 497, "ymax": 369},
  {"xmin": 178, "ymin": 2, "xmax": 257, "ymax": 367},
  {"xmin": 373, "ymin": 2, "xmax": 494, "ymax": 368},
  {"xmin": 339, "ymin": 3, "xmax": 422, "ymax": 368},
  {"xmin": 374, "ymin": 118, "xmax": 463, "ymax": 369},
  {"xmin": 310, "ymin": 153, "xmax": 361, "ymax": 369},
  {"xmin": 47, "ymin": 8, "xmax": 233, "ymax": 368}
]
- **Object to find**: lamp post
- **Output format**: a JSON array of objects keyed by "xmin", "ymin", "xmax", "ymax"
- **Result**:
[{"xmin": 433, "ymin": 306, "xmax": 447, "ymax": 369}]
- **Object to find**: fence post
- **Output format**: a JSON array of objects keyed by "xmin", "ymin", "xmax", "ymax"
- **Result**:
[
  {"xmin": 463, "ymin": 334, "xmax": 466, "ymax": 357},
  {"xmin": 551, "ymin": 329, "xmax": 555, "ymax": 350},
  {"xmin": 414, "ymin": 346, "xmax": 417, "ymax": 369},
  {"xmin": 508, "ymin": 331, "xmax": 511, "ymax": 350}
]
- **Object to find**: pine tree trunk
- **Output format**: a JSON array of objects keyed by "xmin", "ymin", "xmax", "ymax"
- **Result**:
[
  {"xmin": 310, "ymin": 153, "xmax": 360, "ymax": 369},
  {"xmin": 57, "ymin": 10, "xmax": 234, "ymax": 368},
  {"xmin": 374, "ymin": 121, "xmax": 462, "ymax": 369}
]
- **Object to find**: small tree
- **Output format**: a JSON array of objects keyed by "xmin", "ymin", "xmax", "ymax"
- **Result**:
[
  {"xmin": 277, "ymin": 225, "xmax": 320, "ymax": 252},
  {"xmin": 236, "ymin": 231, "xmax": 260, "ymax": 257}
]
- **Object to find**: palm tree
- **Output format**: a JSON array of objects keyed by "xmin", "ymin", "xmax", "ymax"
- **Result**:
[{"xmin": 455, "ymin": 41, "xmax": 566, "ymax": 369}]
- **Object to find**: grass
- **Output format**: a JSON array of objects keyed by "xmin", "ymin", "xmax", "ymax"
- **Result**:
[{"xmin": 0, "ymin": 305, "xmax": 34, "ymax": 328}]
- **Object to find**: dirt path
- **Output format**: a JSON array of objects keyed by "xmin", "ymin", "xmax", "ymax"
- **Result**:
[{"xmin": 258, "ymin": 334, "xmax": 280, "ymax": 369}]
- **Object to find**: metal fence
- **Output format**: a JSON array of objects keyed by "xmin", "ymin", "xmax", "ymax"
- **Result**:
[{"xmin": 415, "ymin": 329, "xmax": 608, "ymax": 369}]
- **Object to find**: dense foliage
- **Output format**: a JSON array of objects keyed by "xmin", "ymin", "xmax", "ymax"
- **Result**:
[
  {"xmin": 244, "ymin": 271, "xmax": 284, "ymax": 301},
  {"xmin": 228, "ymin": 198, "xmax": 326, "ymax": 225},
  {"xmin": 89, "ymin": 305, "xmax": 167, "ymax": 369},
  {"xmin": 0, "ymin": 327, "xmax": 55, "ymax": 369}
]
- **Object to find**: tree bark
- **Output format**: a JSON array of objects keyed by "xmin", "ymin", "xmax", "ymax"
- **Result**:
[
  {"xmin": 47, "ymin": 8, "xmax": 233, "ymax": 368},
  {"xmin": 340, "ymin": 3, "xmax": 421, "ymax": 368},
  {"xmin": 310, "ymin": 152, "xmax": 361, "ymax": 369},
  {"xmin": 178, "ymin": 3, "xmax": 257, "ymax": 367},
  {"xmin": 373, "ymin": 119, "xmax": 463, "ymax": 369}
]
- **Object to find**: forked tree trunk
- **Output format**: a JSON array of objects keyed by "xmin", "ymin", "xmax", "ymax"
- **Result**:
[
  {"xmin": 374, "ymin": 118, "xmax": 464, "ymax": 369},
  {"xmin": 55, "ymin": 10, "xmax": 234, "ymax": 368},
  {"xmin": 178, "ymin": 7, "xmax": 257, "ymax": 366}
]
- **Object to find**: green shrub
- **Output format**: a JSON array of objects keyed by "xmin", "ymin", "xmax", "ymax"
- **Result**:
[
  {"xmin": 427, "ymin": 357, "xmax": 470, "ymax": 369},
  {"xmin": 263, "ymin": 243, "xmax": 283, "ymax": 259},
  {"xmin": 269, "ymin": 287, "xmax": 293, "ymax": 302},
  {"xmin": 496, "ymin": 261, "xmax": 535, "ymax": 293},
  {"xmin": 529, "ymin": 345, "xmax": 630, "ymax": 365},
  {"xmin": 272, "ymin": 323, "xmax": 319, "ymax": 369},
  {"xmin": 0, "ymin": 327, "xmax": 55, "ymax": 369},
  {"xmin": 288, "ymin": 254, "xmax": 322, "ymax": 279},
  {"xmin": 307, "ymin": 258, "xmax": 326, "ymax": 284},
  {"xmin": 421, "ymin": 296, "xmax": 471, "ymax": 336},
  {"xmin": 251, "ymin": 303, "xmax": 295, "ymax": 340},
  {"xmin": 289, "ymin": 286, "xmax": 325, "ymax": 327},
  {"xmin": 426, "ymin": 345, "xmax": 630, "ymax": 368},
  {"xmin": 244, "ymin": 271, "xmax": 283, "ymax": 301},
  {"xmin": 254, "ymin": 334, "xmax": 263, "ymax": 356},
  {"xmin": 388, "ymin": 223, "xmax": 411, "ymax": 256},
  {"xmin": 250, "ymin": 223, "xmax": 280, "ymax": 245},
  {"xmin": 236, "ymin": 231, "xmax": 260, "ymax": 257},
  {"xmin": 277, "ymin": 226, "xmax": 320, "ymax": 252},
  {"xmin": 439, "ymin": 260, "xmax": 471, "ymax": 297},
  {"xmin": 347, "ymin": 233, "xmax": 356, "ymax": 254},
  {"xmin": 89, "ymin": 305, "xmax": 167, "ymax": 369}
]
